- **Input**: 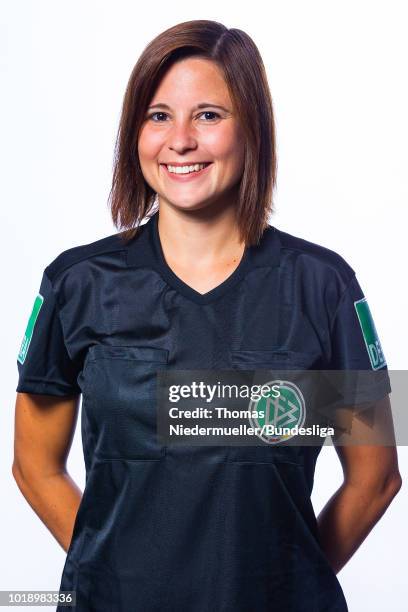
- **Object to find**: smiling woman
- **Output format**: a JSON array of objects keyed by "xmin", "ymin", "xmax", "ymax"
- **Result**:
[
  {"xmin": 14, "ymin": 18, "xmax": 400, "ymax": 612},
  {"xmin": 109, "ymin": 21, "xmax": 277, "ymax": 250},
  {"xmin": 137, "ymin": 57, "xmax": 245, "ymax": 217}
]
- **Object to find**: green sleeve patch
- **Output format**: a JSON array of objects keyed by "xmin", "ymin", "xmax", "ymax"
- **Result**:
[
  {"xmin": 17, "ymin": 293, "xmax": 44, "ymax": 364},
  {"xmin": 354, "ymin": 297, "xmax": 387, "ymax": 370}
]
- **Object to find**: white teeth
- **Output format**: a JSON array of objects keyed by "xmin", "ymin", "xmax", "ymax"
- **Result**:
[{"xmin": 166, "ymin": 163, "xmax": 208, "ymax": 174}]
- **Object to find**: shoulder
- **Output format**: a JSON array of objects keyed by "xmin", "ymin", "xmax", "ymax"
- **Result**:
[
  {"xmin": 274, "ymin": 226, "xmax": 356, "ymax": 285},
  {"xmin": 44, "ymin": 231, "xmax": 128, "ymax": 283}
]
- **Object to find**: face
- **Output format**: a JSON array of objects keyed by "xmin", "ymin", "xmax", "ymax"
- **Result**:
[{"xmin": 137, "ymin": 57, "xmax": 245, "ymax": 212}]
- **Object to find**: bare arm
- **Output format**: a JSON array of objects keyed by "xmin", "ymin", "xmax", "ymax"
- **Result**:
[
  {"xmin": 12, "ymin": 392, "xmax": 82, "ymax": 553},
  {"xmin": 316, "ymin": 395, "xmax": 402, "ymax": 574}
]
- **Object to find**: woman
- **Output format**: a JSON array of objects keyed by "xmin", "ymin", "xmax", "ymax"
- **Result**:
[{"xmin": 13, "ymin": 19, "xmax": 401, "ymax": 612}]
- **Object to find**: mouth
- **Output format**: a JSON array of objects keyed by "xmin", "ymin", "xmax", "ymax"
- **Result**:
[{"xmin": 160, "ymin": 162, "xmax": 213, "ymax": 181}]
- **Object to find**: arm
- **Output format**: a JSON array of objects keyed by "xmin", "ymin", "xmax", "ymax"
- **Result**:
[
  {"xmin": 12, "ymin": 392, "xmax": 82, "ymax": 553},
  {"xmin": 316, "ymin": 395, "xmax": 402, "ymax": 574}
]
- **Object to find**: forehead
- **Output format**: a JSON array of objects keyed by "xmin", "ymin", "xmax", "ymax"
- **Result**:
[{"xmin": 150, "ymin": 57, "xmax": 231, "ymax": 105}]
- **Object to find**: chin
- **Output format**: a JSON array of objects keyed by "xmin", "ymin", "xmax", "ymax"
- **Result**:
[{"xmin": 163, "ymin": 199, "xmax": 213, "ymax": 212}]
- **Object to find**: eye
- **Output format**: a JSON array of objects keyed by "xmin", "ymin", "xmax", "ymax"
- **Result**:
[
  {"xmin": 147, "ymin": 112, "xmax": 168, "ymax": 122},
  {"xmin": 198, "ymin": 111, "xmax": 220, "ymax": 121}
]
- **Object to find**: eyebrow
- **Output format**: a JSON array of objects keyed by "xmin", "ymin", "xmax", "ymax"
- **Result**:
[{"xmin": 147, "ymin": 102, "xmax": 230, "ymax": 113}]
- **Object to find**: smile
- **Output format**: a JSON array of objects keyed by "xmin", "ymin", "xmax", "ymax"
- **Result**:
[{"xmin": 160, "ymin": 162, "xmax": 213, "ymax": 181}]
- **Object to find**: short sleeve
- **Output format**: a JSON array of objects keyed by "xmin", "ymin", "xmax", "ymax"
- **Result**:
[
  {"xmin": 326, "ymin": 273, "xmax": 391, "ymax": 404},
  {"xmin": 16, "ymin": 269, "xmax": 81, "ymax": 396}
]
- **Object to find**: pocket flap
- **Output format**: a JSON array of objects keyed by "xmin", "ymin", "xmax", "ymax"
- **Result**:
[
  {"xmin": 87, "ymin": 344, "xmax": 169, "ymax": 363},
  {"xmin": 230, "ymin": 349, "xmax": 319, "ymax": 369}
]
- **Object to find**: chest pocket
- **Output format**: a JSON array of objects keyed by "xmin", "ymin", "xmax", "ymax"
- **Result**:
[
  {"xmin": 227, "ymin": 348, "xmax": 320, "ymax": 465},
  {"xmin": 82, "ymin": 344, "xmax": 169, "ymax": 461}
]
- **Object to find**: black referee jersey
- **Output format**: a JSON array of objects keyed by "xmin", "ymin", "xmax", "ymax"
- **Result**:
[{"xmin": 16, "ymin": 210, "xmax": 390, "ymax": 611}]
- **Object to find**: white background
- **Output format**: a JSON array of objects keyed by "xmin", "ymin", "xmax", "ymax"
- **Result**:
[{"xmin": 1, "ymin": 1, "xmax": 407, "ymax": 610}]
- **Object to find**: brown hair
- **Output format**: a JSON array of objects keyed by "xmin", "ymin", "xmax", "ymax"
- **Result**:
[{"xmin": 109, "ymin": 19, "xmax": 277, "ymax": 247}]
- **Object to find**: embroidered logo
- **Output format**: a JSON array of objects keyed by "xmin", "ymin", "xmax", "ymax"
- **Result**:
[
  {"xmin": 17, "ymin": 294, "xmax": 44, "ymax": 364},
  {"xmin": 354, "ymin": 297, "xmax": 387, "ymax": 370},
  {"xmin": 248, "ymin": 380, "xmax": 306, "ymax": 445}
]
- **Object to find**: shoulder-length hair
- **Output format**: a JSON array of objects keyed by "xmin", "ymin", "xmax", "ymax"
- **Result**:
[{"xmin": 109, "ymin": 19, "xmax": 277, "ymax": 247}]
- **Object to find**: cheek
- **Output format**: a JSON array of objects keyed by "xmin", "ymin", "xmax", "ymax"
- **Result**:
[
  {"xmin": 206, "ymin": 125, "xmax": 244, "ymax": 162},
  {"xmin": 138, "ymin": 128, "xmax": 164, "ymax": 161}
]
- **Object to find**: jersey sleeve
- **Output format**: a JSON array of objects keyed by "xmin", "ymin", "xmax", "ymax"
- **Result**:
[
  {"xmin": 326, "ymin": 273, "xmax": 391, "ymax": 405},
  {"xmin": 16, "ymin": 269, "xmax": 82, "ymax": 397}
]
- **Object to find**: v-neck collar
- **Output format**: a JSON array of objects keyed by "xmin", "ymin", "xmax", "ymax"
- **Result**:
[{"xmin": 126, "ymin": 210, "xmax": 281, "ymax": 305}]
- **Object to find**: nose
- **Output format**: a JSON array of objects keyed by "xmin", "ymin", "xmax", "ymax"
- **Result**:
[{"xmin": 167, "ymin": 118, "xmax": 198, "ymax": 154}]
